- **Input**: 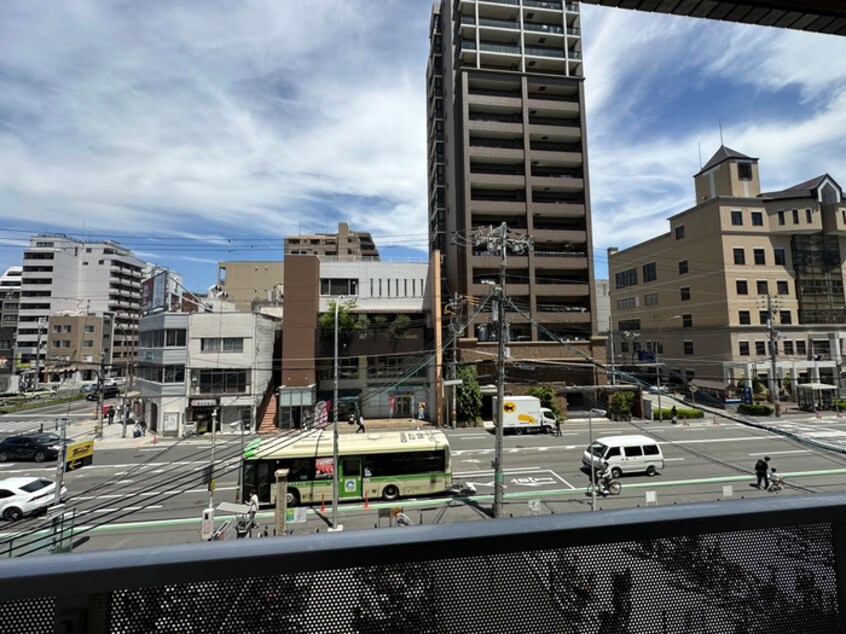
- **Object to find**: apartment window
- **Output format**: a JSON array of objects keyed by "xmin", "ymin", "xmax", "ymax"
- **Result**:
[
  {"xmin": 52, "ymin": 325, "xmax": 61, "ymax": 333},
  {"xmin": 806, "ymin": 209, "xmax": 812, "ymax": 223},
  {"xmin": 615, "ymin": 268, "xmax": 638, "ymax": 289},
  {"xmin": 643, "ymin": 292, "xmax": 658, "ymax": 307},
  {"xmin": 783, "ymin": 340, "xmax": 794, "ymax": 355},
  {"xmin": 736, "ymin": 280, "xmax": 748, "ymax": 295},
  {"xmin": 678, "ymin": 260, "xmax": 688, "ymax": 275},
  {"xmin": 792, "ymin": 209, "xmax": 799, "ymax": 223},
  {"xmin": 756, "ymin": 280, "xmax": 768, "ymax": 295},
  {"xmin": 675, "ymin": 225, "xmax": 685, "ymax": 240},
  {"xmin": 780, "ymin": 310, "xmax": 792, "ymax": 325},
  {"xmin": 753, "ymin": 249, "xmax": 766, "ymax": 265},
  {"xmin": 731, "ymin": 211, "xmax": 743, "ymax": 226},
  {"xmin": 84, "ymin": 325, "xmax": 95, "ymax": 333},
  {"xmin": 200, "ymin": 337, "xmax": 244, "ymax": 352},
  {"xmin": 196, "ymin": 369, "xmax": 250, "ymax": 395},
  {"xmin": 796, "ymin": 340, "xmax": 807, "ymax": 355},
  {"xmin": 774, "ymin": 248, "xmax": 786, "ymax": 265},
  {"xmin": 83, "ymin": 340, "xmax": 94, "ymax": 348},
  {"xmin": 739, "ymin": 310, "xmax": 751, "ymax": 325},
  {"xmin": 642, "ymin": 262, "xmax": 657, "ymax": 283},
  {"xmin": 739, "ymin": 341, "xmax": 750, "ymax": 356},
  {"xmin": 680, "ymin": 287, "xmax": 691, "ymax": 301},
  {"xmin": 683, "ymin": 341, "xmax": 694, "ymax": 355},
  {"xmin": 733, "ymin": 248, "xmax": 745, "ymax": 265},
  {"xmin": 759, "ymin": 310, "xmax": 769, "ymax": 325},
  {"xmin": 62, "ymin": 340, "xmax": 71, "ymax": 348},
  {"xmin": 755, "ymin": 341, "xmax": 766, "ymax": 355},
  {"xmin": 778, "ymin": 211, "xmax": 785, "ymax": 225},
  {"xmin": 62, "ymin": 325, "xmax": 71, "ymax": 333},
  {"xmin": 777, "ymin": 280, "xmax": 789, "ymax": 295},
  {"xmin": 738, "ymin": 163, "xmax": 753, "ymax": 180},
  {"xmin": 618, "ymin": 319, "xmax": 641, "ymax": 331},
  {"xmin": 166, "ymin": 329, "xmax": 186, "ymax": 347},
  {"xmin": 751, "ymin": 212, "xmax": 763, "ymax": 226},
  {"xmin": 51, "ymin": 340, "xmax": 60, "ymax": 348},
  {"xmin": 616, "ymin": 297, "xmax": 638, "ymax": 310},
  {"xmin": 682, "ymin": 314, "xmax": 693, "ymax": 328}
]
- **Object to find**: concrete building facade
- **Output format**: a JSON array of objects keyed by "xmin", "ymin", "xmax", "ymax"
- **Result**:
[
  {"xmin": 608, "ymin": 146, "xmax": 846, "ymax": 399},
  {"xmin": 427, "ymin": 0, "xmax": 596, "ymax": 344},
  {"xmin": 16, "ymin": 234, "xmax": 147, "ymax": 381},
  {"xmin": 284, "ymin": 222, "xmax": 379, "ymax": 261}
]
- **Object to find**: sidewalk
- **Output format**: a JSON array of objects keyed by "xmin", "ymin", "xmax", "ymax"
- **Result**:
[{"xmin": 68, "ymin": 415, "xmax": 441, "ymax": 450}]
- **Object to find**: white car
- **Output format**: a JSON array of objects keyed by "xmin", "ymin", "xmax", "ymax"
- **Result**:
[
  {"xmin": 104, "ymin": 377, "xmax": 126, "ymax": 387},
  {"xmin": 0, "ymin": 477, "xmax": 67, "ymax": 522}
]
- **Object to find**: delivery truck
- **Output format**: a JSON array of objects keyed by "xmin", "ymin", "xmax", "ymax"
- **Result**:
[{"xmin": 486, "ymin": 395, "xmax": 557, "ymax": 435}]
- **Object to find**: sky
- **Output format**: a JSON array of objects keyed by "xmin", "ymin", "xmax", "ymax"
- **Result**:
[{"xmin": 1, "ymin": 1, "xmax": 845, "ymax": 289}]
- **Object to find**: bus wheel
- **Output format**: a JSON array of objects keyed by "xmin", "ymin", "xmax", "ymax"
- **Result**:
[
  {"xmin": 382, "ymin": 484, "xmax": 400, "ymax": 501},
  {"xmin": 286, "ymin": 489, "xmax": 300, "ymax": 507}
]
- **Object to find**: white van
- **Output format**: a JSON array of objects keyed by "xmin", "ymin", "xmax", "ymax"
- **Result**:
[{"xmin": 581, "ymin": 434, "xmax": 664, "ymax": 478}]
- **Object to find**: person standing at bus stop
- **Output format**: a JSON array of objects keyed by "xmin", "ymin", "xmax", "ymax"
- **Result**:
[{"xmin": 356, "ymin": 414, "xmax": 366, "ymax": 434}]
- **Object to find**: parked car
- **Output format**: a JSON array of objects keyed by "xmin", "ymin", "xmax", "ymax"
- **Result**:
[
  {"xmin": 0, "ymin": 477, "xmax": 66, "ymax": 521},
  {"xmin": 24, "ymin": 388, "xmax": 57, "ymax": 400},
  {"xmin": 86, "ymin": 385, "xmax": 121, "ymax": 401},
  {"xmin": 0, "ymin": 434, "xmax": 68, "ymax": 463},
  {"xmin": 79, "ymin": 383, "xmax": 98, "ymax": 393},
  {"xmin": 104, "ymin": 377, "xmax": 126, "ymax": 387}
]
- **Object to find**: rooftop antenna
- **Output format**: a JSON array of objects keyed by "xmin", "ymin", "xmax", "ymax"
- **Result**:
[
  {"xmin": 698, "ymin": 142, "xmax": 703, "ymax": 169},
  {"xmin": 719, "ymin": 119, "xmax": 724, "ymax": 146}
]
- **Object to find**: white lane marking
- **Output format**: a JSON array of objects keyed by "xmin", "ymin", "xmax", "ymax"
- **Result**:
[
  {"xmin": 664, "ymin": 458, "xmax": 687, "ymax": 462},
  {"xmin": 455, "ymin": 467, "xmax": 544, "ymax": 477},
  {"xmin": 749, "ymin": 450, "xmax": 811, "ymax": 456},
  {"xmin": 115, "ymin": 480, "xmax": 133, "ymax": 484}
]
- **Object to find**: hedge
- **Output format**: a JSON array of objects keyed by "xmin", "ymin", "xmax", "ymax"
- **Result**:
[
  {"xmin": 655, "ymin": 407, "xmax": 703, "ymax": 420},
  {"xmin": 738, "ymin": 403, "xmax": 774, "ymax": 416}
]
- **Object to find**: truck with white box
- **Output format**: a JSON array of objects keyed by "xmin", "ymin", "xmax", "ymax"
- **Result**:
[{"xmin": 485, "ymin": 395, "xmax": 557, "ymax": 435}]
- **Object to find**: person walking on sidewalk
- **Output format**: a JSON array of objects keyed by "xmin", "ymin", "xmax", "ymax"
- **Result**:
[
  {"xmin": 670, "ymin": 406, "xmax": 678, "ymax": 425},
  {"xmin": 554, "ymin": 417, "xmax": 562, "ymax": 437},
  {"xmin": 755, "ymin": 456, "xmax": 771, "ymax": 489},
  {"xmin": 356, "ymin": 415, "xmax": 366, "ymax": 434},
  {"xmin": 107, "ymin": 405, "xmax": 116, "ymax": 426}
]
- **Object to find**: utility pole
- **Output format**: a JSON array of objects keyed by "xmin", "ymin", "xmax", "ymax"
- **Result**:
[
  {"xmin": 208, "ymin": 407, "xmax": 218, "ymax": 509},
  {"xmin": 470, "ymin": 222, "xmax": 530, "ymax": 519},
  {"xmin": 95, "ymin": 351, "xmax": 105, "ymax": 439},
  {"xmin": 766, "ymin": 294, "xmax": 781, "ymax": 417},
  {"xmin": 446, "ymin": 292, "xmax": 464, "ymax": 429},
  {"xmin": 53, "ymin": 418, "xmax": 67, "ymax": 506},
  {"xmin": 332, "ymin": 298, "xmax": 343, "ymax": 530},
  {"xmin": 34, "ymin": 317, "xmax": 45, "ymax": 386},
  {"xmin": 608, "ymin": 317, "xmax": 616, "ymax": 386}
]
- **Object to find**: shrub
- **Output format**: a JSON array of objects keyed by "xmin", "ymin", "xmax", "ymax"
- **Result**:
[
  {"xmin": 738, "ymin": 403, "xmax": 773, "ymax": 416},
  {"xmin": 526, "ymin": 385, "xmax": 561, "ymax": 418},
  {"xmin": 609, "ymin": 391, "xmax": 634, "ymax": 421},
  {"xmin": 655, "ymin": 407, "xmax": 703, "ymax": 420},
  {"xmin": 455, "ymin": 365, "xmax": 482, "ymax": 424}
]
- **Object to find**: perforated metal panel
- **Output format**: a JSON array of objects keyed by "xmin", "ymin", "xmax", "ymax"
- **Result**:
[
  {"xmin": 0, "ymin": 597, "xmax": 54, "ymax": 634},
  {"xmin": 99, "ymin": 523, "xmax": 838, "ymax": 633}
]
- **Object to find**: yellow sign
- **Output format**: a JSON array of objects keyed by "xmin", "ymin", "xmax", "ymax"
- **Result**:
[
  {"xmin": 65, "ymin": 440, "xmax": 94, "ymax": 471},
  {"xmin": 209, "ymin": 479, "xmax": 217, "ymax": 492}
]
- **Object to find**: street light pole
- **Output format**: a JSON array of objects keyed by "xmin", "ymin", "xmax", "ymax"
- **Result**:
[
  {"xmin": 332, "ymin": 298, "xmax": 343, "ymax": 530},
  {"xmin": 492, "ymin": 224, "xmax": 507, "ymax": 519},
  {"xmin": 588, "ymin": 408, "xmax": 596, "ymax": 512},
  {"xmin": 208, "ymin": 407, "xmax": 217, "ymax": 509}
]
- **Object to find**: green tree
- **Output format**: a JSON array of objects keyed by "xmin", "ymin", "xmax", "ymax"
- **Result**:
[
  {"xmin": 455, "ymin": 365, "xmax": 482, "ymax": 424},
  {"xmin": 608, "ymin": 391, "xmax": 634, "ymax": 421},
  {"xmin": 388, "ymin": 314, "xmax": 412, "ymax": 338},
  {"xmin": 527, "ymin": 385, "xmax": 561, "ymax": 417},
  {"xmin": 318, "ymin": 299, "xmax": 359, "ymax": 335}
]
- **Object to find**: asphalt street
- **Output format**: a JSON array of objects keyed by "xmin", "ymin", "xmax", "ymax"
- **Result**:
[{"xmin": 3, "ymin": 402, "xmax": 846, "ymax": 554}]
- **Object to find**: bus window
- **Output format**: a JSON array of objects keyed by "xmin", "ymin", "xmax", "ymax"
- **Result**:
[
  {"xmin": 278, "ymin": 458, "xmax": 313, "ymax": 482},
  {"xmin": 341, "ymin": 457, "xmax": 361, "ymax": 478}
]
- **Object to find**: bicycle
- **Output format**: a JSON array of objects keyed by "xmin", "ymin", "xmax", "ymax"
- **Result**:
[{"xmin": 586, "ymin": 477, "xmax": 622, "ymax": 496}]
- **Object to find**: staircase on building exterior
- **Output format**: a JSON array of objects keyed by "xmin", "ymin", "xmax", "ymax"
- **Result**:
[{"xmin": 257, "ymin": 392, "xmax": 278, "ymax": 434}]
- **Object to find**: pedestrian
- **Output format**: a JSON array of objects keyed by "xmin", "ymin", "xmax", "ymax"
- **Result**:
[
  {"xmin": 139, "ymin": 418, "xmax": 147, "ymax": 436},
  {"xmin": 670, "ymin": 406, "xmax": 678, "ymax": 425},
  {"xmin": 755, "ymin": 456, "xmax": 771, "ymax": 489},
  {"xmin": 107, "ymin": 405, "xmax": 115, "ymax": 426},
  {"xmin": 418, "ymin": 402, "xmax": 426, "ymax": 421},
  {"xmin": 554, "ymin": 417, "xmax": 562, "ymax": 437},
  {"xmin": 356, "ymin": 414, "xmax": 366, "ymax": 434},
  {"xmin": 248, "ymin": 488, "xmax": 259, "ymax": 523}
]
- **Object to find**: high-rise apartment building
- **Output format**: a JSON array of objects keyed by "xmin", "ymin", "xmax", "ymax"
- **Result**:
[
  {"xmin": 427, "ymin": 0, "xmax": 595, "ymax": 343},
  {"xmin": 284, "ymin": 222, "xmax": 379, "ymax": 261},
  {"xmin": 17, "ymin": 234, "xmax": 147, "ymax": 380},
  {"xmin": 608, "ymin": 147, "xmax": 846, "ymax": 398}
]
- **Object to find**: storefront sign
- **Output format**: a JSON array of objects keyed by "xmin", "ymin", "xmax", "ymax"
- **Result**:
[
  {"xmin": 190, "ymin": 398, "xmax": 218, "ymax": 407},
  {"xmin": 163, "ymin": 412, "xmax": 179, "ymax": 433}
]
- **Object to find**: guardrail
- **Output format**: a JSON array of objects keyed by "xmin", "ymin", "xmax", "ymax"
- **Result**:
[{"xmin": 0, "ymin": 494, "xmax": 845, "ymax": 632}]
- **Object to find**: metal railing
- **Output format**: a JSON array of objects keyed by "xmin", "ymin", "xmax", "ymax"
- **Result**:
[{"xmin": 1, "ymin": 495, "xmax": 845, "ymax": 632}]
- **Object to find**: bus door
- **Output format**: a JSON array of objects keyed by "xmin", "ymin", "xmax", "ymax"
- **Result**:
[{"xmin": 339, "ymin": 457, "xmax": 363, "ymax": 499}]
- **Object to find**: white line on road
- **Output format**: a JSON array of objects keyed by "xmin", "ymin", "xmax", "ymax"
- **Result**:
[{"xmin": 749, "ymin": 449, "xmax": 811, "ymax": 456}]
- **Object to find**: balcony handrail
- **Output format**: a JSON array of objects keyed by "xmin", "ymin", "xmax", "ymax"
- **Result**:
[{"xmin": 1, "ymin": 494, "xmax": 846, "ymax": 632}]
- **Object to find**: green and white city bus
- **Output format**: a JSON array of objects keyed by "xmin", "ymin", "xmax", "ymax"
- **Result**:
[{"xmin": 241, "ymin": 430, "xmax": 452, "ymax": 507}]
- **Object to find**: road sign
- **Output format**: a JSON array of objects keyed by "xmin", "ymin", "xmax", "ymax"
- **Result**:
[
  {"xmin": 528, "ymin": 499, "xmax": 541, "ymax": 516},
  {"xmin": 65, "ymin": 440, "xmax": 94, "ymax": 472},
  {"xmin": 443, "ymin": 379, "xmax": 463, "ymax": 387},
  {"xmin": 286, "ymin": 507, "xmax": 307, "ymax": 524}
]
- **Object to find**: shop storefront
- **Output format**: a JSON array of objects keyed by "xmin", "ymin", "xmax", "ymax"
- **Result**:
[{"xmin": 187, "ymin": 397, "xmax": 220, "ymax": 435}]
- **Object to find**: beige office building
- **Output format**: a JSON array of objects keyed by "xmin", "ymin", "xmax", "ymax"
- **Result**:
[
  {"xmin": 609, "ymin": 146, "xmax": 846, "ymax": 397},
  {"xmin": 284, "ymin": 223, "xmax": 379, "ymax": 261}
]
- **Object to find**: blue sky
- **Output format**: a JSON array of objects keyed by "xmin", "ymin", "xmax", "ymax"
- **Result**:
[{"xmin": 1, "ymin": 1, "xmax": 845, "ymax": 289}]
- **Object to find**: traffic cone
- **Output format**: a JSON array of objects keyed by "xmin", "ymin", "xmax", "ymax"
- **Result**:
[
  {"xmin": 321, "ymin": 494, "xmax": 325, "ymax": 513},
  {"xmin": 364, "ymin": 493, "xmax": 369, "ymax": 510},
  {"xmin": 713, "ymin": 415, "xmax": 719, "ymax": 425},
  {"xmin": 682, "ymin": 417, "xmax": 689, "ymax": 426}
]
